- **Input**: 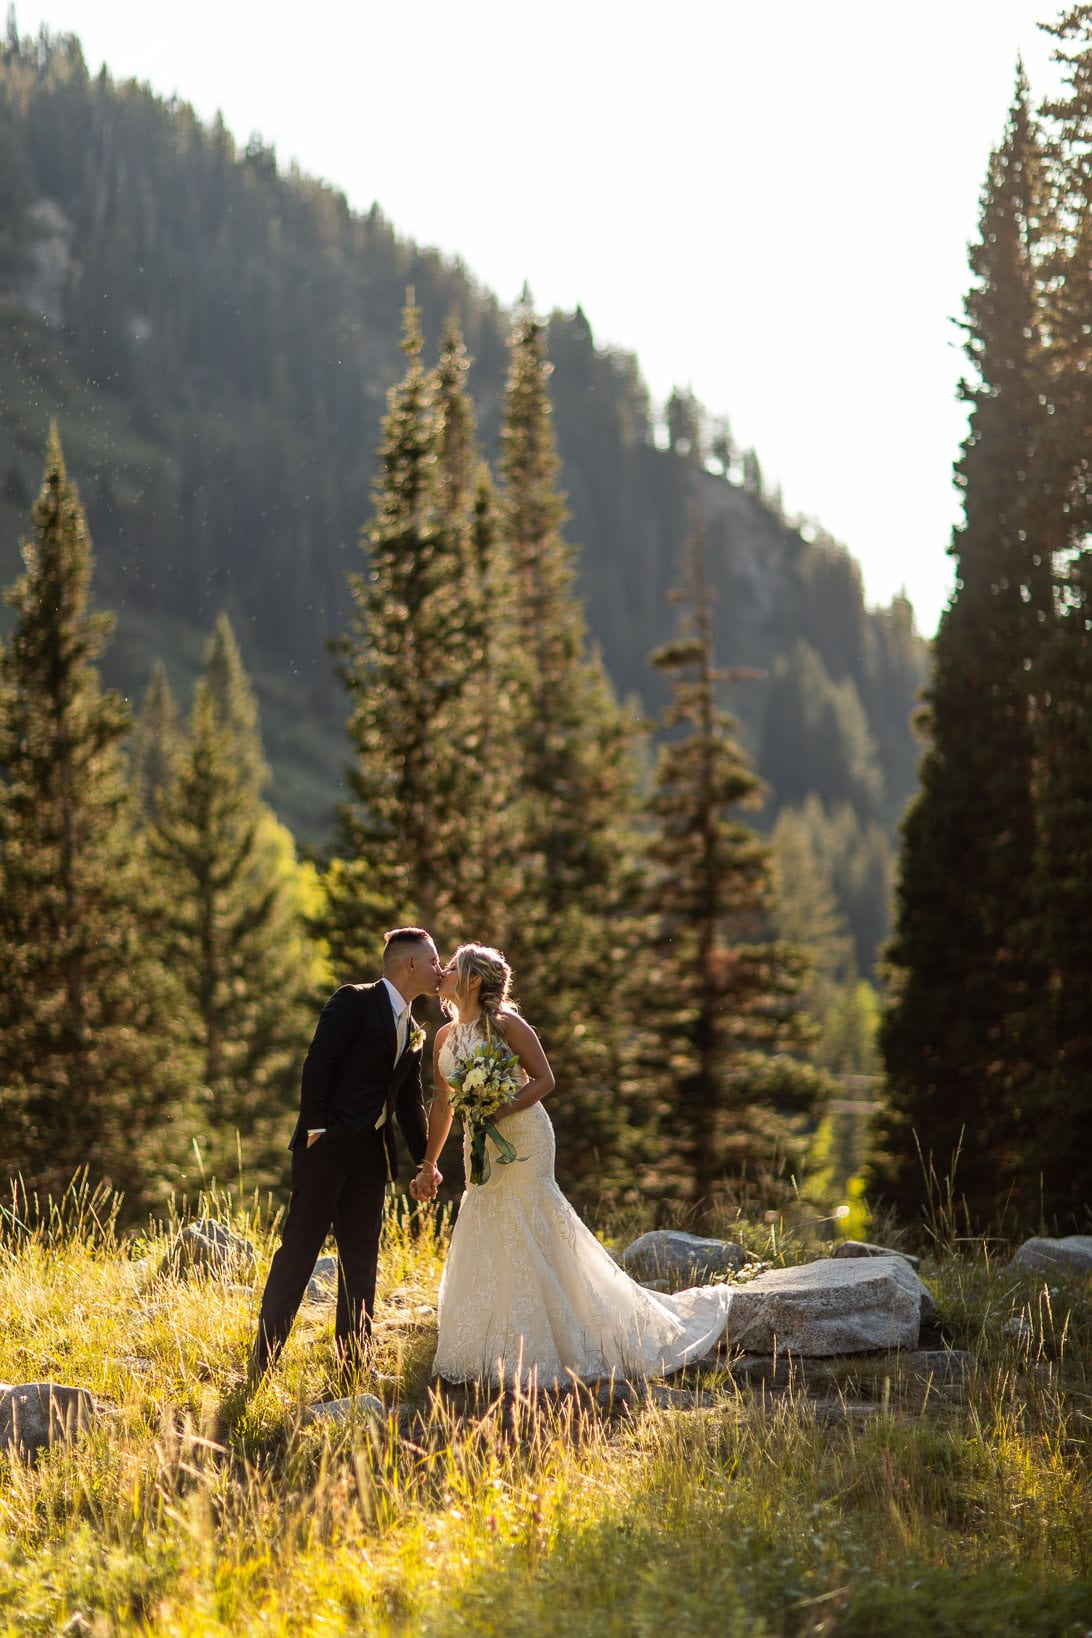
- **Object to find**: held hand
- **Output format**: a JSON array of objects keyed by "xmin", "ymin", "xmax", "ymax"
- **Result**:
[{"xmin": 411, "ymin": 1163, "xmax": 441, "ymax": 1202}]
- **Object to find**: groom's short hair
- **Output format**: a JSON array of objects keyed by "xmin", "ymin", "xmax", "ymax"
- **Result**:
[{"xmin": 383, "ymin": 926, "xmax": 431, "ymax": 965}]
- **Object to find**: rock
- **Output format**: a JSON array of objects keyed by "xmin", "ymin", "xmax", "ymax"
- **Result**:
[
  {"xmin": 832, "ymin": 1240, "xmax": 921, "ymax": 1273},
  {"xmin": 0, "ymin": 1383, "xmax": 99, "ymax": 1459},
  {"xmin": 1002, "ymin": 1315, "xmax": 1033, "ymax": 1342},
  {"xmin": 157, "ymin": 1219, "xmax": 256, "ymax": 1281},
  {"xmin": 904, "ymin": 1349, "xmax": 977, "ymax": 1388},
  {"xmin": 1010, "ymin": 1236, "xmax": 1092, "ymax": 1279},
  {"xmin": 304, "ymin": 1255, "xmax": 339, "ymax": 1305},
  {"xmin": 724, "ymin": 1255, "xmax": 926, "ymax": 1356},
  {"xmin": 829, "ymin": 1243, "xmax": 937, "ymax": 1327},
  {"xmin": 725, "ymin": 1354, "xmax": 797, "ymax": 1388},
  {"xmin": 619, "ymin": 1230, "xmax": 750, "ymax": 1288},
  {"xmin": 305, "ymin": 1392, "xmax": 386, "ymax": 1426}
]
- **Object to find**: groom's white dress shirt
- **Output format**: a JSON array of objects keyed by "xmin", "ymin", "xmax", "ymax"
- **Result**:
[{"xmin": 306, "ymin": 977, "xmax": 411, "ymax": 1140}]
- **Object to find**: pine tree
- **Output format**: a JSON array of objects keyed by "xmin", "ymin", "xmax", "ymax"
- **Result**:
[
  {"xmin": 875, "ymin": 74, "xmax": 1060, "ymax": 1231},
  {"xmin": 201, "ymin": 612, "xmax": 269, "ymax": 796},
  {"xmin": 497, "ymin": 305, "xmax": 650, "ymax": 1202},
  {"xmin": 0, "ymin": 426, "xmax": 193, "ymax": 1209},
  {"xmin": 1026, "ymin": 10, "xmax": 1092, "ymax": 1226},
  {"xmin": 146, "ymin": 618, "xmax": 317, "ymax": 1188},
  {"xmin": 1026, "ymin": 547, "xmax": 1092, "ymax": 1227},
  {"xmin": 644, "ymin": 523, "xmax": 830, "ymax": 1217},
  {"xmin": 130, "ymin": 658, "xmax": 182, "ymax": 817},
  {"xmin": 324, "ymin": 298, "xmax": 490, "ymax": 972}
]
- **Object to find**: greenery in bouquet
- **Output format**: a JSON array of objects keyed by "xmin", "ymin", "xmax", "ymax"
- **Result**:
[{"xmin": 446, "ymin": 1035, "xmax": 524, "ymax": 1183}]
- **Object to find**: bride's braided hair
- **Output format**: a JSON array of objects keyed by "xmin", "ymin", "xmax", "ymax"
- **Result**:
[{"xmin": 446, "ymin": 943, "xmax": 517, "ymax": 1036}]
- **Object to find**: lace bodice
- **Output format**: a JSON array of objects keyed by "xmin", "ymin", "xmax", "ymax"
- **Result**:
[{"xmin": 437, "ymin": 1017, "xmax": 526, "ymax": 1090}]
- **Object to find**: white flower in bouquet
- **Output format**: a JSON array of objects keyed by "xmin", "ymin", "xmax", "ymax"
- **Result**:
[{"xmin": 446, "ymin": 1035, "xmax": 524, "ymax": 1184}]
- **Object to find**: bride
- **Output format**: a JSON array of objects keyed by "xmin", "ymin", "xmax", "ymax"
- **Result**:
[{"xmin": 412, "ymin": 942, "xmax": 732, "ymax": 1387}]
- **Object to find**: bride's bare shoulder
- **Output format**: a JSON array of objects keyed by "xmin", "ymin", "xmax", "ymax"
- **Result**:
[{"xmin": 500, "ymin": 1011, "xmax": 540, "ymax": 1048}]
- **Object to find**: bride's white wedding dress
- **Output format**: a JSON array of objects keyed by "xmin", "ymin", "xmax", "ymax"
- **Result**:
[{"xmin": 432, "ymin": 1020, "xmax": 733, "ymax": 1387}]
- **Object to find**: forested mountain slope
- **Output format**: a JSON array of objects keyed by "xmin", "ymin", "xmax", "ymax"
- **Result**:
[{"xmin": 0, "ymin": 27, "xmax": 927, "ymax": 968}]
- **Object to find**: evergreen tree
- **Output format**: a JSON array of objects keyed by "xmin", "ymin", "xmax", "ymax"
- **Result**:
[
  {"xmin": 130, "ymin": 658, "xmax": 182, "ymax": 817},
  {"xmin": 770, "ymin": 805, "xmax": 857, "ymax": 1037},
  {"xmin": 1028, "ymin": 9, "xmax": 1092, "ymax": 1227},
  {"xmin": 498, "ymin": 305, "xmax": 650, "ymax": 1202},
  {"xmin": 147, "ymin": 618, "xmax": 316, "ymax": 1188},
  {"xmin": 0, "ymin": 427, "xmax": 192, "ymax": 1208},
  {"xmin": 428, "ymin": 316, "xmax": 518, "ymax": 929},
  {"xmin": 324, "ymin": 298, "xmax": 489, "ymax": 973},
  {"xmin": 201, "ymin": 612, "xmax": 269, "ymax": 796},
  {"xmin": 644, "ymin": 522, "xmax": 831, "ymax": 1217},
  {"xmin": 875, "ymin": 75, "xmax": 1060, "ymax": 1231},
  {"xmin": 1026, "ymin": 547, "xmax": 1092, "ymax": 1227}
]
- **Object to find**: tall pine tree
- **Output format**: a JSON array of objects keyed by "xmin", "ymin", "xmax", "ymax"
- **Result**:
[
  {"xmin": 0, "ymin": 426, "xmax": 193, "ymax": 1210},
  {"xmin": 146, "ymin": 617, "xmax": 317, "ymax": 1188},
  {"xmin": 324, "ymin": 298, "xmax": 491, "ymax": 971},
  {"xmin": 130, "ymin": 658, "xmax": 181, "ymax": 817},
  {"xmin": 497, "ymin": 304, "xmax": 649, "ymax": 1203},
  {"xmin": 643, "ymin": 522, "xmax": 829, "ymax": 1217},
  {"xmin": 875, "ymin": 73, "xmax": 1060, "ymax": 1231},
  {"xmin": 1027, "ymin": 546, "xmax": 1092, "ymax": 1227}
]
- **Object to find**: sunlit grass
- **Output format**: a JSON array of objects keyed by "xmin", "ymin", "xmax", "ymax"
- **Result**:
[{"xmin": 0, "ymin": 1180, "xmax": 1088, "ymax": 1636}]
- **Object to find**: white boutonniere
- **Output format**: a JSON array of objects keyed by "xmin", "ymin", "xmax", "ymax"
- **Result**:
[{"xmin": 409, "ymin": 1021, "xmax": 426, "ymax": 1054}]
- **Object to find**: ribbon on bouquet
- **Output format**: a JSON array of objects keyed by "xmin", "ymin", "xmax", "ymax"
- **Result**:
[{"xmin": 469, "ymin": 1118, "xmax": 525, "ymax": 1186}]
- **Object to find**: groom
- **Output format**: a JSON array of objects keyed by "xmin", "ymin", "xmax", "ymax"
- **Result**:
[{"xmin": 246, "ymin": 927, "xmax": 443, "ymax": 1384}]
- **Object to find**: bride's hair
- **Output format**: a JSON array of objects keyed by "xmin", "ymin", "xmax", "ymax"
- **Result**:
[{"xmin": 443, "ymin": 943, "xmax": 517, "ymax": 1033}]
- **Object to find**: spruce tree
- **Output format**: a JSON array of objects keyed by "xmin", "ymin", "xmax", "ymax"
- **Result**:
[
  {"xmin": 146, "ymin": 618, "xmax": 317, "ymax": 1188},
  {"xmin": 1028, "ymin": 10, "xmax": 1092, "ymax": 1225},
  {"xmin": 497, "ymin": 305, "xmax": 649, "ymax": 1202},
  {"xmin": 644, "ymin": 523, "xmax": 830, "ymax": 1217},
  {"xmin": 1026, "ymin": 547, "xmax": 1092, "ymax": 1227},
  {"xmin": 201, "ymin": 612, "xmax": 269, "ymax": 796},
  {"xmin": 130, "ymin": 658, "xmax": 182, "ymax": 817},
  {"xmin": 0, "ymin": 426, "xmax": 193, "ymax": 1209},
  {"xmin": 875, "ymin": 75, "xmax": 1060, "ymax": 1231},
  {"xmin": 324, "ymin": 298, "xmax": 490, "ymax": 972}
]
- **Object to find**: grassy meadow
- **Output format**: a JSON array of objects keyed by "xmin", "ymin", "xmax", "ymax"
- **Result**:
[{"xmin": 0, "ymin": 1181, "xmax": 1089, "ymax": 1637}]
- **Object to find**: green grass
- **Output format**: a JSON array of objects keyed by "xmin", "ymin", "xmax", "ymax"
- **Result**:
[{"xmin": 0, "ymin": 1183, "xmax": 1089, "ymax": 1636}]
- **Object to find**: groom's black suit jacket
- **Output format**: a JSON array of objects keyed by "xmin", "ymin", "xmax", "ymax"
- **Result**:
[{"xmin": 288, "ymin": 980, "xmax": 428, "ymax": 1179}]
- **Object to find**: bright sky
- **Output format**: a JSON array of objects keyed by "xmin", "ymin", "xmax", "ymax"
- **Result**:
[{"xmin": 12, "ymin": 0, "xmax": 1067, "ymax": 636}]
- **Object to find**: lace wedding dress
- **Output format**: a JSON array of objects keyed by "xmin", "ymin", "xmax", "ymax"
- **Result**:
[{"xmin": 432, "ymin": 1020, "xmax": 733, "ymax": 1387}]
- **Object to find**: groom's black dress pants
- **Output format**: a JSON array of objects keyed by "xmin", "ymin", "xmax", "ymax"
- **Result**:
[{"xmin": 251, "ymin": 1124, "xmax": 389, "ymax": 1377}]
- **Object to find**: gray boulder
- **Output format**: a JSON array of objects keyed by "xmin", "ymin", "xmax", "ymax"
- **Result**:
[
  {"xmin": 724, "ymin": 1255, "xmax": 926, "ymax": 1356},
  {"xmin": 832, "ymin": 1240, "xmax": 921, "ymax": 1273},
  {"xmin": 157, "ymin": 1219, "xmax": 256, "ymax": 1281},
  {"xmin": 305, "ymin": 1392, "xmax": 386, "ymax": 1426},
  {"xmin": 0, "ymin": 1382, "xmax": 99, "ymax": 1459},
  {"xmin": 620, "ymin": 1230, "xmax": 750, "ymax": 1289},
  {"xmin": 1010, "ymin": 1236, "xmax": 1092, "ymax": 1279},
  {"xmin": 304, "ymin": 1255, "xmax": 339, "ymax": 1306}
]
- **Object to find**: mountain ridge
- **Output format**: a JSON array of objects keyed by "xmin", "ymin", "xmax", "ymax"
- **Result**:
[{"xmin": 0, "ymin": 28, "xmax": 927, "ymax": 899}]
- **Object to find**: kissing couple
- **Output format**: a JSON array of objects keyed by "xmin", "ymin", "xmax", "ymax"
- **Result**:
[{"xmin": 246, "ymin": 927, "xmax": 733, "ymax": 1392}]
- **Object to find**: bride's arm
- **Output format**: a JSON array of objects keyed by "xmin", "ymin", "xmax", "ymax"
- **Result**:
[
  {"xmin": 494, "ymin": 1014, "xmax": 555, "ymax": 1119},
  {"xmin": 418, "ymin": 1024, "xmax": 455, "ymax": 1185}
]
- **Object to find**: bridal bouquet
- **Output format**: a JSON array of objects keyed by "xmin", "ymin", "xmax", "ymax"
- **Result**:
[{"xmin": 446, "ymin": 1036, "xmax": 524, "ymax": 1185}]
